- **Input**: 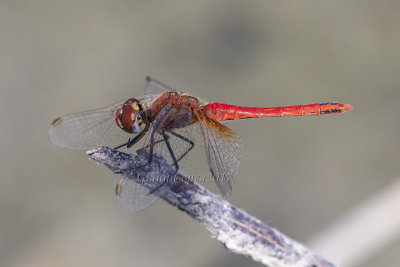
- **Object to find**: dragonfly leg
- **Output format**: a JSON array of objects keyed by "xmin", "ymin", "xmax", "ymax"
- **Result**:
[
  {"xmin": 162, "ymin": 131, "xmax": 179, "ymax": 172},
  {"xmin": 143, "ymin": 135, "xmax": 169, "ymax": 149},
  {"xmin": 148, "ymin": 130, "xmax": 194, "ymax": 170},
  {"xmin": 147, "ymin": 130, "xmax": 156, "ymax": 164},
  {"xmin": 126, "ymin": 128, "xmax": 194, "ymax": 196},
  {"xmin": 167, "ymin": 130, "xmax": 195, "ymax": 163},
  {"xmin": 114, "ymin": 124, "xmax": 149, "ymax": 150},
  {"xmin": 144, "ymin": 131, "xmax": 194, "ymax": 164},
  {"xmin": 127, "ymin": 127, "xmax": 148, "ymax": 148},
  {"xmin": 114, "ymin": 139, "xmax": 130, "ymax": 149},
  {"xmin": 147, "ymin": 131, "xmax": 181, "ymax": 195}
]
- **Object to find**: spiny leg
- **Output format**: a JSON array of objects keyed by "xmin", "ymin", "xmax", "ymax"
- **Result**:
[
  {"xmin": 162, "ymin": 131, "xmax": 179, "ymax": 172},
  {"xmin": 147, "ymin": 131, "xmax": 195, "ymax": 195},
  {"xmin": 147, "ymin": 130, "xmax": 195, "ymax": 168},
  {"xmin": 147, "ymin": 131, "xmax": 179, "ymax": 195},
  {"xmin": 114, "ymin": 141, "xmax": 129, "ymax": 150},
  {"xmin": 143, "ymin": 135, "xmax": 169, "ymax": 149},
  {"xmin": 168, "ymin": 131, "xmax": 195, "ymax": 163},
  {"xmin": 145, "ymin": 131, "xmax": 194, "ymax": 164},
  {"xmin": 114, "ymin": 124, "xmax": 149, "ymax": 150},
  {"xmin": 117, "ymin": 128, "xmax": 195, "ymax": 195},
  {"xmin": 115, "ymin": 130, "xmax": 195, "ymax": 178}
]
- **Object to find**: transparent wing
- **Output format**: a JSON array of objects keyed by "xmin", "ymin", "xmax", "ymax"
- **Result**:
[
  {"xmin": 195, "ymin": 110, "xmax": 243, "ymax": 197},
  {"xmin": 116, "ymin": 175, "xmax": 159, "ymax": 212},
  {"xmin": 144, "ymin": 77, "xmax": 176, "ymax": 94},
  {"xmin": 49, "ymin": 100, "xmax": 131, "ymax": 150},
  {"xmin": 49, "ymin": 94, "xmax": 161, "ymax": 150}
]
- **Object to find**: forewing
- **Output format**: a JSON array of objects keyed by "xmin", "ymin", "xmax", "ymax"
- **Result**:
[
  {"xmin": 144, "ymin": 77, "xmax": 176, "ymax": 94},
  {"xmin": 195, "ymin": 110, "xmax": 243, "ymax": 197},
  {"xmin": 116, "ymin": 175, "xmax": 159, "ymax": 212},
  {"xmin": 49, "ymin": 100, "xmax": 132, "ymax": 150}
]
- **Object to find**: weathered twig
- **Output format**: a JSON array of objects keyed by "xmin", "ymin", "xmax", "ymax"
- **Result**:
[{"xmin": 87, "ymin": 146, "xmax": 337, "ymax": 267}]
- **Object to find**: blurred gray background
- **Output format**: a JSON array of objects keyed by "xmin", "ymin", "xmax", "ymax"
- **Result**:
[{"xmin": 1, "ymin": 1, "xmax": 399, "ymax": 266}]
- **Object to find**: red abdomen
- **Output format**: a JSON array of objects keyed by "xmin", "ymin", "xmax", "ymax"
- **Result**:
[{"xmin": 205, "ymin": 102, "xmax": 353, "ymax": 121}]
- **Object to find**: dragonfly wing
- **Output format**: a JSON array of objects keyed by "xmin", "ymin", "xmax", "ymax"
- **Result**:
[
  {"xmin": 49, "ymin": 100, "xmax": 132, "ymax": 150},
  {"xmin": 144, "ymin": 77, "xmax": 176, "ymax": 94},
  {"xmin": 116, "ymin": 175, "xmax": 159, "ymax": 212},
  {"xmin": 195, "ymin": 110, "xmax": 243, "ymax": 197}
]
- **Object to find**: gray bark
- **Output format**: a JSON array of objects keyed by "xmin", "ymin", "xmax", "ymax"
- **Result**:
[{"xmin": 87, "ymin": 146, "xmax": 337, "ymax": 267}]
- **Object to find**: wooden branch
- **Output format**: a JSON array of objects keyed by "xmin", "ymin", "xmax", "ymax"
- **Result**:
[{"xmin": 87, "ymin": 146, "xmax": 338, "ymax": 267}]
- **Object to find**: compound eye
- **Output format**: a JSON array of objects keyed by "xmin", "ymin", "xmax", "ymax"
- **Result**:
[
  {"xmin": 115, "ymin": 108, "xmax": 124, "ymax": 129},
  {"xmin": 115, "ymin": 98, "xmax": 142, "ymax": 133}
]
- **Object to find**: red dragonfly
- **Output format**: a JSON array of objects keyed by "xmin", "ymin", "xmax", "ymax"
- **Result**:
[{"xmin": 49, "ymin": 77, "xmax": 352, "ymax": 211}]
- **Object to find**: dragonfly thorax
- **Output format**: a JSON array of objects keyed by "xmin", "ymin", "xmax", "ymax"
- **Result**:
[{"xmin": 115, "ymin": 98, "xmax": 147, "ymax": 134}]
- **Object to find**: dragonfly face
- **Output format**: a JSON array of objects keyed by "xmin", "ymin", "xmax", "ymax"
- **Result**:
[{"xmin": 115, "ymin": 98, "xmax": 147, "ymax": 134}]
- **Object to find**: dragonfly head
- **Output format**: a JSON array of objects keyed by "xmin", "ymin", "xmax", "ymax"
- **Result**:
[{"xmin": 115, "ymin": 98, "xmax": 146, "ymax": 134}]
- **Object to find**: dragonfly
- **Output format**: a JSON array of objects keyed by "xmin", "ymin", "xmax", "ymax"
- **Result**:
[{"xmin": 49, "ymin": 77, "xmax": 353, "ymax": 211}]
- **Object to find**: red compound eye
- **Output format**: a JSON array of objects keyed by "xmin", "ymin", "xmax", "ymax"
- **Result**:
[{"xmin": 115, "ymin": 98, "xmax": 141, "ymax": 133}]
